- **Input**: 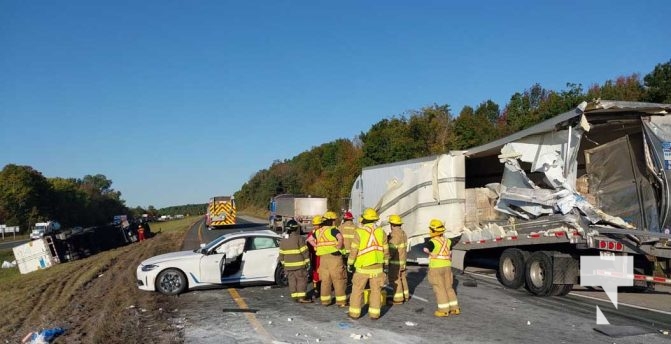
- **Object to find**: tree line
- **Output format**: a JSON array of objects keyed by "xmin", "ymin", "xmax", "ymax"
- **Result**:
[{"xmin": 235, "ymin": 60, "xmax": 671, "ymax": 211}]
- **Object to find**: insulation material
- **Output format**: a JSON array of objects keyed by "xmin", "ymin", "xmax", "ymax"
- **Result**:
[
  {"xmin": 376, "ymin": 154, "xmax": 465, "ymax": 248},
  {"xmin": 643, "ymin": 116, "xmax": 671, "ymax": 231}
]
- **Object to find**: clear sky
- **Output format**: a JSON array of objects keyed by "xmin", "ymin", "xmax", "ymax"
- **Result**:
[{"xmin": 1, "ymin": 0, "xmax": 669, "ymax": 209}]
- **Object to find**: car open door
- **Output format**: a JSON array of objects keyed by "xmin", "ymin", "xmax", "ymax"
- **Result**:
[
  {"xmin": 201, "ymin": 238, "xmax": 246, "ymax": 284},
  {"xmin": 241, "ymin": 236, "xmax": 279, "ymax": 281}
]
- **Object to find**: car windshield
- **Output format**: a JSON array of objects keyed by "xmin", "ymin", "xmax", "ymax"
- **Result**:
[{"xmin": 195, "ymin": 233, "xmax": 236, "ymax": 253}]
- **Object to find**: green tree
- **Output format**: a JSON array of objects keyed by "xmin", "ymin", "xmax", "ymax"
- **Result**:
[
  {"xmin": 643, "ymin": 60, "xmax": 671, "ymax": 103},
  {"xmin": 0, "ymin": 164, "xmax": 53, "ymax": 232}
]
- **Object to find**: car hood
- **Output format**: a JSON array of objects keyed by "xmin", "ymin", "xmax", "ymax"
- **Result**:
[{"xmin": 140, "ymin": 250, "xmax": 201, "ymax": 265}]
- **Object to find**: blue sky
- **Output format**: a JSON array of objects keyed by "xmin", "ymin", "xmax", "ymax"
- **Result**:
[{"xmin": 1, "ymin": 1, "xmax": 669, "ymax": 209}]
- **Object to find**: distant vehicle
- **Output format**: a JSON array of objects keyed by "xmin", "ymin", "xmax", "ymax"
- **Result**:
[
  {"xmin": 206, "ymin": 196, "xmax": 236, "ymax": 229},
  {"xmin": 269, "ymin": 194, "xmax": 327, "ymax": 232},
  {"xmin": 30, "ymin": 221, "xmax": 61, "ymax": 240},
  {"xmin": 136, "ymin": 230, "xmax": 286, "ymax": 295}
]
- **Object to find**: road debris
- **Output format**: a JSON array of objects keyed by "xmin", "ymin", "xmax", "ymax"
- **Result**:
[
  {"xmin": 21, "ymin": 327, "xmax": 65, "ymax": 344},
  {"xmin": 287, "ymin": 317, "xmax": 293, "ymax": 321},
  {"xmin": 338, "ymin": 322, "xmax": 352, "ymax": 329},
  {"xmin": 527, "ymin": 321, "xmax": 531, "ymax": 325},
  {"xmin": 349, "ymin": 333, "xmax": 373, "ymax": 340},
  {"xmin": 660, "ymin": 330, "xmax": 669, "ymax": 335},
  {"xmin": 405, "ymin": 321, "xmax": 417, "ymax": 327},
  {"xmin": 264, "ymin": 286, "xmax": 272, "ymax": 290}
]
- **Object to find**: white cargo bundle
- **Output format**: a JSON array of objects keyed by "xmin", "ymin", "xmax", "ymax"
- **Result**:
[{"xmin": 12, "ymin": 239, "xmax": 58, "ymax": 274}]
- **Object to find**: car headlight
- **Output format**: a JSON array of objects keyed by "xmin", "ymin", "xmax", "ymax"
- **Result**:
[{"xmin": 141, "ymin": 264, "xmax": 159, "ymax": 272}]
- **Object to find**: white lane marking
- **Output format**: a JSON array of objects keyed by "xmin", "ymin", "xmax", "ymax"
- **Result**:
[{"xmin": 468, "ymin": 271, "xmax": 671, "ymax": 316}]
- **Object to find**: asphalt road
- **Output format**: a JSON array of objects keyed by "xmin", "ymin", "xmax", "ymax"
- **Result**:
[
  {"xmin": 0, "ymin": 238, "xmax": 28, "ymax": 251},
  {"xmin": 175, "ymin": 217, "xmax": 671, "ymax": 344}
]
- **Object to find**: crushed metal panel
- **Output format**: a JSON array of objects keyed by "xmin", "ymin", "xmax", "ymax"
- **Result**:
[
  {"xmin": 585, "ymin": 134, "xmax": 659, "ymax": 231},
  {"xmin": 643, "ymin": 116, "xmax": 671, "ymax": 230}
]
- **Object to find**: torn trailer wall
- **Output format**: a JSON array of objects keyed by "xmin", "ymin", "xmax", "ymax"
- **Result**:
[{"xmin": 360, "ymin": 100, "xmax": 671, "ymax": 261}]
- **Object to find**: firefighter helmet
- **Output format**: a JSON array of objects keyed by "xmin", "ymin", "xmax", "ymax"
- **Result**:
[
  {"xmin": 285, "ymin": 219, "xmax": 300, "ymax": 232},
  {"xmin": 312, "ymin": 215, "xmax": 323, "ymax": 225},
  {"xmin": 362, "ymin": 208, "xmax": 379, "ymax": 221},
  {"xmin": 323, "ymin": 211, "xmax": 337, "ymax": 220},
  {"xmin": 429, "ymin": 219, "xmax": 445, "ymax": 232},
  {"xmin": 389, "ymin": 214, "xmax": 403, "ymax": 225},
  {"xmin": 343, "ymin": 211, "xmax": 354, "ymax": 220}
]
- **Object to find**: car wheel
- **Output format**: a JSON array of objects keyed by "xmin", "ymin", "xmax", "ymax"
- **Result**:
[
  {"xmin": 274, "ymin": 264, "xmax": 288, "ymax": 287},
  {"xmin": 156, "ymin": 268, "xmax": 187, "ymax": 295}
]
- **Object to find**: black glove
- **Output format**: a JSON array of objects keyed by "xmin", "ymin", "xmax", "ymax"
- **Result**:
[
  {"xmin": 383, "ymin": 265, "xmax": 389, "ymax": 274},
  {"xmin": 347, "ymin": 265, "xmax": 354, "ymax": 273}
]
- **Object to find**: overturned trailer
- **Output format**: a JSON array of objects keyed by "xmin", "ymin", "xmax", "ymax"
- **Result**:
[{"xmin": 350, "ymin": 100, "xmax": 671, "ymax": 296}]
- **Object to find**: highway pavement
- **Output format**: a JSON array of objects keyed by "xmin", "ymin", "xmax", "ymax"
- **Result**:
[{"xmin": 175, "ymin": 216, "xmax": 671, "ymax": 344}]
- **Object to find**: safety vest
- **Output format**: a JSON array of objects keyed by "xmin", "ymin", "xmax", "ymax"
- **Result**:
[
  {"xmin": 315, "ymin": 226, "xmax": 339, "ymax": 256},
  {"xmin": 353, "ymin": 224, "xmax": 385, "ymax": 268},
  {"xmin": 429, "ymin": 236, "xmax": 452, "ymax": 268},
  {"xmin": 339, "ymin": 223, "xmax": 356, "ymax": 254}
]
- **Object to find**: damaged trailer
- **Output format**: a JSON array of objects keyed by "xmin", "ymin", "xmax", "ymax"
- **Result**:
[{"xmin": 349, "ymin": 100, "xmax": 671, "ymax": 296}]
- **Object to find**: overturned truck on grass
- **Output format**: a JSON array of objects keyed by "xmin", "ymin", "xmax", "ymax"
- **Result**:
[{"xmin": 350, "ymin": 100, "xmax": 671, "ymax": 296}]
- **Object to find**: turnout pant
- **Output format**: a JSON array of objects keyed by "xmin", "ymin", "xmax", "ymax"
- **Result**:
[
  {"xmin": 388, "ymin": 265, "xmax": 409, "ymax": 302},
  {"xmin": 428, "ymin": 266, "xmax": 459, "ymax": 312},
  {"xmin": 287, "ymin": 268, "xmax": 308, "ymax": 300},
  {"xmin": 317, "ymin": 254, "xmax": 347, "ymax": 306},
  {"xmin": 348, "ymin": 269, "xmax": 386, "ymax": 319}
]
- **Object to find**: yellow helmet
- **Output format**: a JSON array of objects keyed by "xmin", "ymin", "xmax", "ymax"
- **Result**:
[
  {"xmin": 362, "ymin": 208, "xmax": 379, "ymax": 221},
  {"xmin": 388, "ymin": 214, "xmax": 403, "ymax": 225},
  {"xmin": 323, "ymin": 211, "xmax": 337, "ymax": 220},
  {"xmin": 312, "ymin": 215, "xmax": 323, "ymax": 225},
  {"xmin": 429, "ymin": 219, "xmax": 445, "ymax": 232}
]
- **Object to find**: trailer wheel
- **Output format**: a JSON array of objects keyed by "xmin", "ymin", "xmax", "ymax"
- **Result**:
[
  {"xmin": 497, "ymin": 248, "xmax": 528, "ymax": 289},
  {"xmin": 525, "ymin": 251, "xmax": 554, "ymax": 296}
]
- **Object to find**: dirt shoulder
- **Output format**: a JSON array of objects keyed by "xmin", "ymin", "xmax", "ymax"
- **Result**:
[{"xmin": 0, "ymin": 229, "xmax": 189, "ymax": 343}]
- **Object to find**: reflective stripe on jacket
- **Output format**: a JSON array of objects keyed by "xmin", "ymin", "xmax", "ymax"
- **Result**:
[
  {"xmin": 349, "ymin": 224, "xmax": 388, "ymax": 268},
  {"xmin": 429, "ymin": 236, "xmax": 452, "ymax": 268},
  {"xmin": 315, "ymin": 226, "xmax": 339, "ymax": 256},
  {"xmin": 388, "ymin": 227, "xmax": 408, "ymax": 267},
  {"xmin": 278, "ymin": 233, "xmax": 310, "ymax": 270}
]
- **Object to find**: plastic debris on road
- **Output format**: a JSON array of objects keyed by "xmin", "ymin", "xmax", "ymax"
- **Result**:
[
  {"xmin": 338, "ymin": 322, "xmax": 352, "ymax": 329},
  {"xmin": 287, "ymin": 317, "xmax": 293, "ymax": 321},
  {"xmin": 21, "ymin": 327, "xmax": 65, "ymax": 344},
  {"xmin": 2, "ymin": 260, "xmax": 17, "ymax": 268},
  {"xmin": 660, "ymin": 330, "xmax": 670, "ymax": 335},
  {"xmin": 527, "ymin": 321, "xmax": 531, "ymax": 325},
  {"xmin": 264, "ymin": 286, "xmax": 272, "ymax": 290},
  {"xmin": 350, "ymin": 333, "xmax": 373, "ymax": 340},
  {"xmin": 405, "ymin": 321, "xmax": 417, "ymax": 326}
]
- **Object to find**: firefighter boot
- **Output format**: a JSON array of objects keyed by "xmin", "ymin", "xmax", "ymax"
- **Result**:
[
  {"xmin": 434, "ymin": 310, "xmax": 449, "ymax": 317},
  {"xmin": 449, "ymin": 308, "xmax": 461, "ymax": 315}
]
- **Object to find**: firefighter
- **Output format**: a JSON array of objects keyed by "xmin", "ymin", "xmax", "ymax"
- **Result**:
[
  {"xmin": 387, "ymin": 214, "xmax": 409, "ymax": 304},
  {"xmin": 347, "ymin": 208, "xmax": 389, "ymax": 320},
  {"xmin": 423, "ymin": 219, "xmax": 460, "ymax": 317},
  {"xmin": 307, "ymin": 216, "xmax": 322, "ymax": 299},
  {"xmin": 278, "ymin": 219, "xmax": 312, "ymax": 303},
  {"xmin": 338, "ymin": 211, "xmax": 357, "ymax": 283},
  {"xmin": 307, "ymin": 211, "xmax": 347, "ymax": 307}
]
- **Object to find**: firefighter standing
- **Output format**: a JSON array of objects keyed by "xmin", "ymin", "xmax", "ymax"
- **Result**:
[
  {"xmin": 338, "ymin": 211, "xmax": 357, "ymax": 283},
  {"xmin": 278, "ymin": 219, "xmax": 312, "ymax": 303},
  {"xmin": 307, "ymin": 211, "xmax": 347, "ymax": 307},
  {"xmin": 307, "ymin": 216, "xmax": 322, "ymax": 299},
  {"xmin": 347, "ymin": 208, "xmax": 389, "ymax": 320},
  {"xmin": 137, "ymin": 224, "xmax": 145, "ymax": 242},
  {"xmin": 387, "ymin": 214, "xmax": 409, "ymax": 304},
  {"xmin": 423, "ymin": 219, "xmax": 460, "ymax": 317}
]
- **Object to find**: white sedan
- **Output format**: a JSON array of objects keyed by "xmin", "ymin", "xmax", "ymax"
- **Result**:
[{"xmin": 136, "ymin": 230, "xmax": 287, "ymax": 295}]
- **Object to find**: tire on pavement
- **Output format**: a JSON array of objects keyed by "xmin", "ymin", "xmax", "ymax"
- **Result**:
[
  {"xmin": 497, "ymin": 248, "xmax": 529, "ymax": 289},
  {"xmin": 275, "ymin": 264, "xmax": 288, "ymax": 287},
  {"xmin": 156, "ymin": 268, "xmax": 188, "ymax": 295},
  {"xmin": 525, "ymin": 251, "xmax": 554, "ymax": 296}
]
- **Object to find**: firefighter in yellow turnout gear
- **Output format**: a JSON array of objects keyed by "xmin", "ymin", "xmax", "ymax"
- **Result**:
[
  {"xmin": 338, "ymin": 211, "xmax": 357, "ymax": 283},
  {"xmin": 387, "ymin": 214, "xmax": 409, "ymax": 304},
  {"xmin": 423, "ymin": 219, "xmax": 460, "ymax": 317},
  {"xmin": 278, "ymin": 220, "xmax": 312, "ymax": 303},
  {"xmin": 347, "ymin": 208, "xmax": 390, "ymax": 320},
  {"xmin": 307, "ymin": 211, "xmax": 348, "ymax": 307}
]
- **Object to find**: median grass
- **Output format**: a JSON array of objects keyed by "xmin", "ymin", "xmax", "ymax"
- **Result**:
[{"xmin": 0, "ymin": 217, "xmax": 199, "ymax": 343}]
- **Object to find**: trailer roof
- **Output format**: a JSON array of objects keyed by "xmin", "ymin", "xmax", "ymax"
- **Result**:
[{"xmin": 463, "ymin": 100, "xmax": 671, "ymax": 159}]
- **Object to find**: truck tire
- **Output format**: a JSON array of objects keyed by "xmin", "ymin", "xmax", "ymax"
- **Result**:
[
  {"xmin": 525, "ymin": 251, "xmax": 554, "ymax": 296},
  {"xmin": 156, "ymin": 268, "xmax": 188, "ymax": 295},
  {"xmin": 497, "ymin": 248, "xmax": 529, "ymax": 289}
]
